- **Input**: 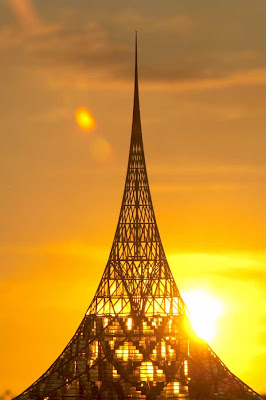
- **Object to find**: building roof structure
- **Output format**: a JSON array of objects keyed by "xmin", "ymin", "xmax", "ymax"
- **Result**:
[{"xmin": 14, "ymin": 35, "xmax": 263, "ymax": 400}]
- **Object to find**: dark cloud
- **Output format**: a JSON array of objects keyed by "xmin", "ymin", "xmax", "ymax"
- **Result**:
[{"xmin": 2, "ymin": 1, "xmax": 266, "ymax": 87}]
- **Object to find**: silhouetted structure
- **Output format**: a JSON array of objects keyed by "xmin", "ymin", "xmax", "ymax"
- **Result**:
[{"xmin": 14, "ymin": 36, "xmax": 262, "ymax": 400}]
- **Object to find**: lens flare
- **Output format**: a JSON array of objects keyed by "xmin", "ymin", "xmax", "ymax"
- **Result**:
[
  {"xmin": 90, "ymin": 137, "xmax": 113, "ymax": 163},
  {"xmin": 75, "ymin": 107, "xmax": 96, "ymax": 131},
  {"xmin": 182, "ymin": 290, "xmax": 223, "ymax": 343}
]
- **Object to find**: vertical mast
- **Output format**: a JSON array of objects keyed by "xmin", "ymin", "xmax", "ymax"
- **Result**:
[
  {"xmin": 132, "ymin": 31, "xmax": 142, "ymax": 142},
  {"xmin": 88, "ymin": 34, "xmax": 185, "ymax": 317}
]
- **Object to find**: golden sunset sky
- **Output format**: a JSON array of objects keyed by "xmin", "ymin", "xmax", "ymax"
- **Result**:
[{"xmin": 0, "ymin": 0, "xmax": 266, "ymax": 396}]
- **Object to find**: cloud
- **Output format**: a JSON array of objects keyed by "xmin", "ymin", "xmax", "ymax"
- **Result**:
[
  {"xmin": 155, "ymin": 68, "xmax": 266, "ymax": 92},
  {"xmin": 0, "ymin": 21, "xmax": 131, "ymax": 90},
  {"xmin": 5, "ymin": 0, "xmax": 58, "ymax": 37},
  {"xmin": 7, "ymin": 0, "xmax": 41, "ymax": 33},
  {"xmin": 0, "ymin": 240, "xmax": 109, "ymax": 260},
  {"xmin": 149, "ymin": 164, "xmax": 266, "ymax": 177},
  {"xmin": 111, "ymin": 9, "xmax": 194, "ymax": 34},
  {"xmin": 210, "ymin": 267, "xmax": 266, "ymax": 288},
  {"xmin": 173, "ymin": 251, "xmax": 266, "ymax": 288},
  {"xmin": 151, "ymin": 182, "xmax": 245, "ymax": 193},
  {"xmin": 0, "ymin": 240, "xmax": 110, "ymax": 283},
  {"xmin": 149, "ymin": 163, "xmax": 266, "ymax": 193},
  {"xmin": 29, "ymin": 106, "xmax": 74, "ymax": 123},
  {"xmin": 1, "ymin": 5, "xmax": 266, "ymax": 92},
  {"xmin": 168, "ymin": 252, "xmax": 266, "ymax": 281}
]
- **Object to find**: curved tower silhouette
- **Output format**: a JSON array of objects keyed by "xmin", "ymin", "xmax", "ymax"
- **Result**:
[{"xmin": 14, "ymin": 35, "xmax": 262, "ymax": 400}]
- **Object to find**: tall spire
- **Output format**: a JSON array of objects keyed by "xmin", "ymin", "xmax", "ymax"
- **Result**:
[
  {"xmin": 132, "ymin": 31, "xmax": 142, "ymax": 141},
  {"xmin": 13, "ymin": 35, "xmax": 263, "ymax": 400},
  {"xmin": 87, "ymin": 34, "xmax": 185, "ymax": 317}
]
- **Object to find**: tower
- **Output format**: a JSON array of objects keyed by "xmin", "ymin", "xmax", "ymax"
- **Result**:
[{"xmin": 14, "ymin": 36, "xmax": 262, "ymax": 400}]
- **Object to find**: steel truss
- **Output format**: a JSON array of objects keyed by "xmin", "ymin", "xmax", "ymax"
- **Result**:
[{"xmin": 14, "ymin": 36, "xmax": 263, "ymax": 400}]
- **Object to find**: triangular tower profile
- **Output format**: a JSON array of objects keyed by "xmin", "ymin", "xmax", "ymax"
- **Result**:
[{"xmin": 14, "ymin": 35, "xmax": 262, "ymax": 400}]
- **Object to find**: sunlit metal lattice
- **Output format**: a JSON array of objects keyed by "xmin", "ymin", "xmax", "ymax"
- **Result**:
[{"xmin": 14, "ymin": 36, "xmax": 262, "ymax": 400}]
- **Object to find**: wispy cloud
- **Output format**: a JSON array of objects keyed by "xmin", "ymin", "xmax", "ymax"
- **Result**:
[
  {"xmin": 168, "ymin": 252, "xmax": 266, "ymax": 288},
  {"xmin": 149, "ymin": 164, "xmax": 266, "ymax": 178},
  {"xmin": 144, "ymin": 68, "xmax": 266, "ymax": 92},
  {"xmin": 2, "ymin": 5, "xmax": 266, "ymax": 92},
  {"xmin": 211, "ymin": 267, "xmax": 266, "ymax": 288},
  {"xmin": 0, "ymin": 240, "xmax": 109, "ymax": 260},
  {"xmin": 111, "ymin": 9, "xmax": 195, "ymax": 34},
  {"xmin": 7, "ymin": 0, "xmax": 41, "ymax": 33},
  {"xmin": 151, "ymin": 182, "xmax": 245, "ymax": 193},
  {"xmin": 149, "ymin": 163, "xmax": 266, "ymax": 193}
]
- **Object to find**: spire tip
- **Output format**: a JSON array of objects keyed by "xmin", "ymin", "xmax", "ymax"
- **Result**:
[
  {"xmin": 132, "ymin": 30, "xmax": 141, "ymax": 140},
  {"xmin": 135, "ymin": 31, "xmax": 138, "ymax": 64}
]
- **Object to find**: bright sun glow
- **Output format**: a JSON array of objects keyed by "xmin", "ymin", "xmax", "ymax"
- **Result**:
[
  {"xmin": 75, "ymin": 107, "xmax": 96, "ymax": 131},
  {"xmin": 182, "ymin": 290, "xmax": 223, "ymax": 342}
]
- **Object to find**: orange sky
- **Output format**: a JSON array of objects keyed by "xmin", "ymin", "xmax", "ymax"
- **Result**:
[{"xmin": 0, "ymin": 0, "xmax": 266, "ymax": 396}]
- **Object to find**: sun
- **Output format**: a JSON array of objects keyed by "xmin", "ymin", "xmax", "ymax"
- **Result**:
[
  {"xmin": 182, "ymin": 290, "xmax": 223, "ymax": 342},
  {"xmin": 75, "ymin": 107, "xmax": 96, "ymax": 131}
]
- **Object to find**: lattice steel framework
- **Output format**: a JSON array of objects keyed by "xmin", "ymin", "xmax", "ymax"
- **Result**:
[{"xmin": 14, "ymin": 36, "xmax": 262, "ymax": 400}]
